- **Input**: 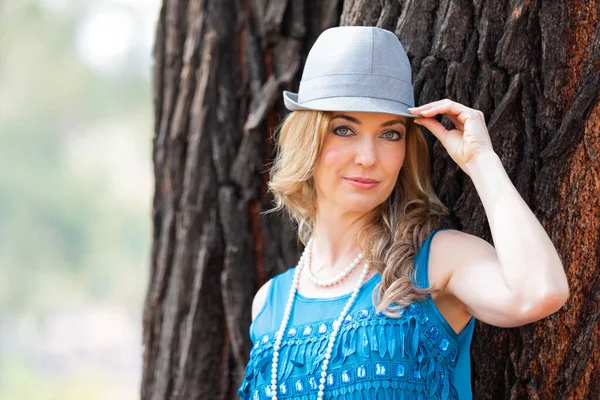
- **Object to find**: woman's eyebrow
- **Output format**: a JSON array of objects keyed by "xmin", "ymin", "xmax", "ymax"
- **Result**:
[
  {"xmin": 331, "ymin": 115, "xmax": 406, "ymax": 128},
  {"xmin": 380, "ymin": 119, "xmax": 407, "ymax": 128},
  {"xmin": 331, "ymin": 115, "xmax": 361, "ymax": 124}
]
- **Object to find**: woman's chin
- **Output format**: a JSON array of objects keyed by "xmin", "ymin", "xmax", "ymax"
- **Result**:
[{"xmin": 339, "ymin": 198, "xmax": 382, "ymax": 214}]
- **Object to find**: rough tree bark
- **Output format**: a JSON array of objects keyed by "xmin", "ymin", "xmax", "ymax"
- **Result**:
[{"xmin": 142, "ymin": 0, "xmax": 599, "ymax": 399}]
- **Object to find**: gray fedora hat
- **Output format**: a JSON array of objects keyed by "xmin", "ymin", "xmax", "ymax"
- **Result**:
[{"xmin": 283, "ymin": 26, "xmax": 416, "ymax": 117}]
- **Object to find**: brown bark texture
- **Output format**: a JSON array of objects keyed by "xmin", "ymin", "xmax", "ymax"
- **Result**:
[{"xmin": 142, "ymin": 0, "xmax": 599, "ymax": 399}]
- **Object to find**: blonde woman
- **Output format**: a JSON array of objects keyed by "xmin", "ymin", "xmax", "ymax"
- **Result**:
[{"xmin": 237, "ymin": 26, "xmax": 569, "ymax": 400}]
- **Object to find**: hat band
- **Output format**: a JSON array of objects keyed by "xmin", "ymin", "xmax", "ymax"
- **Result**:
[{"xmin": 297, "ymin": 74, "xmax": 414, "ymax": 106}]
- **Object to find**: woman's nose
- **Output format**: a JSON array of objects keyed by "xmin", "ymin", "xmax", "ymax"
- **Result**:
[{"xmin": 354, "ymin": 139, "xmax": 377, "ymax": 167}]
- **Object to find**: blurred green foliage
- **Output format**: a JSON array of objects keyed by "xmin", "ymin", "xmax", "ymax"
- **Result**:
[
  {"xmin": 0, "ymin": 0, "xmax": 152, "ymax": 311},
  {"xmin": 0, "ymin": 0, "xmax": 156, "ymax": 398}
]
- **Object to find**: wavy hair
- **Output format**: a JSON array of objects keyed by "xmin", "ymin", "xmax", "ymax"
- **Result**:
[{"xmin": 265, "ymin": 110, "xmax": 449, "ymax": 317}]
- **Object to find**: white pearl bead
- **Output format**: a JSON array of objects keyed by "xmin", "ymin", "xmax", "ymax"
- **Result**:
[
  {"xmin": 269, "ymin": 238, "xmax": 369, "ymax": 400},
  {"xmin": 305, "ymin": 240, "xmax": 363, "ymax": 287}
]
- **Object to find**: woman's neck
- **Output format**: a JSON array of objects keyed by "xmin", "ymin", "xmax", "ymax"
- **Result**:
[{"xmin": 312, "ymin": 209, "xmax": 369, "ymax": 271}]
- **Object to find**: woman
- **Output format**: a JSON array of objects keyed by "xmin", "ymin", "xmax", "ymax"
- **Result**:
[{"xmin": 237, "ymin": 26, "xmax": 569, "ymax": 400}]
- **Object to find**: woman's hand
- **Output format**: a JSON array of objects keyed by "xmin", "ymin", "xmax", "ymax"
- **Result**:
[{"xmin": 408, "ymin": 99, "xmax": 495, "ymax": 176}]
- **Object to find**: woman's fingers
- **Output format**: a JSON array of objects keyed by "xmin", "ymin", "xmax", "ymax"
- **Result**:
[
  {"xmin": 420, "ymin": 103, "xmax": 469, "ymax": 121},
  {"xmin": 409, "ymin": 99, "xmax": 478, "ymax": 125},
  {"xmin": 408, "ymin": 99, "xmax": 451, "ymax": 112},
  {"xmin": 413, "ymin": 117, "xmax": 449, "ymax": 143},
  {"xmin": 445, "ymin": 114, "xmax": 464, "ymax": 130},
  {"xmin": 410, "ymin": 99, "xmax": 493, "ymax": 173}
]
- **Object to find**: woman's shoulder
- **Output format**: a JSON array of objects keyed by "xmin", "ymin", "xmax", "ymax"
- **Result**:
[
  {"xmin": 251, "ymin": 268, "xmax": 296, "ymax": 321},
  {"xmin": 430, "ymin": 228, "xmax": 496, "ymax": 261},
  {"xmin": 428, "ymin": 228, "xmax": 496, "ymax": 290}
]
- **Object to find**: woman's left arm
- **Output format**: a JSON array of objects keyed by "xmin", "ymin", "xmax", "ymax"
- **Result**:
[{"xmin": 409, "ymin": 99, "xmax": 570, "ymax": 327}]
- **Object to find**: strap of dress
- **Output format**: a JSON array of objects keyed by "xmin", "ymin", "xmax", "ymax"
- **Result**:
[{"xmin": 414, "ymin": 227, "xmax": 451, "ymax": 289}]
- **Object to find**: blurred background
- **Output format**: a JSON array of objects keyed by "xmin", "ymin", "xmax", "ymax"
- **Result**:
[{"xmin": 0, "ymin": 0, "xmax": 160, "ymax": 398}]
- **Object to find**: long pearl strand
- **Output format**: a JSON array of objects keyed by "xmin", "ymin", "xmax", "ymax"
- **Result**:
[
  {"xmin": 270, "ymin": 237, "xmax": 370, "ymax": 400},
  {"xmin": 306, "ymin": 243, "xmax": 363, "ymax": 287}
]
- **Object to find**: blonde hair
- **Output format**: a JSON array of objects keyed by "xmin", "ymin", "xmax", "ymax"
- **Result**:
[{"xmin": 265, "ymin": 110, "xmax": 449, "ymax": 317}]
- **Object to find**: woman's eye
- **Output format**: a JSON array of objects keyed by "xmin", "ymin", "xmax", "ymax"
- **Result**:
[
  {"xmin": 382, "ymin": 130, "xmax": 403, "ymax": 141},
  {"xmin": 333, "ymin": 126, "xmax": 353, "ymax": 136},
  {"xmin": 332, "ymin": 127, "xmax": 403, "ymax": 140}
]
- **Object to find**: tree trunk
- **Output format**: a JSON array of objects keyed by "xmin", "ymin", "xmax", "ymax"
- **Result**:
[{"xmin": 142, "ymin": 0, "xmax": 599, "ymax": 399}]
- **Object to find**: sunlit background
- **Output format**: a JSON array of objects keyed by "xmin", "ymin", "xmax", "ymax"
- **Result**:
[{"xmin": 0, "ymin": 0, "xmax": 160, "ymax": 398}]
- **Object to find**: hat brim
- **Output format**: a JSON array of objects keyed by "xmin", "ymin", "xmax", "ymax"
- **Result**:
[{"xmin": 283, "ymin": 91, "xmax": 417, "ymax": 118}]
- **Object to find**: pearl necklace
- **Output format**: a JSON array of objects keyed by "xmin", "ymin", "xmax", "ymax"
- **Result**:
[
  {"xmin": 270, "ymin": 237, "xmax": 370, "ymax": 400},
  {"xmin": 306, "ymin": 241, "xmax": 364, "ymax": 287}
]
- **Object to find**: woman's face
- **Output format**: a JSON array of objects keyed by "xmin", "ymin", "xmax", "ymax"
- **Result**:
[{"xmin": 313, "ymin": 111, "xmax": 407, "ymax": 216}]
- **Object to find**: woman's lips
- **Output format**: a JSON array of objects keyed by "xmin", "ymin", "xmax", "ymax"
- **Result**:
[{"xmin": 343, "ymin": 177, "xmax": 379, "ymax": 189}]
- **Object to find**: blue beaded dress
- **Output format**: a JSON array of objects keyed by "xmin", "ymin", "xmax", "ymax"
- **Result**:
[{"xmin": 238, "ymin": 228, "xmax": 476, "ymax": 399}]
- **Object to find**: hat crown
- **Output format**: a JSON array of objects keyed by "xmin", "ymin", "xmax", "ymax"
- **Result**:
[
  {"xmin": 282, "ymin": 26, "xmax": 416, "ymax": 117},
  {"xmin": 301, "ymin": 26, "xmax": 412, "ymax": 84}
]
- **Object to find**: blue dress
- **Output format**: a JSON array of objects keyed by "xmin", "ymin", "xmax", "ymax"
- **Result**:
[{"xmin": 238, "ymin": 228, "xmax": 476, "ymax": 399}]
